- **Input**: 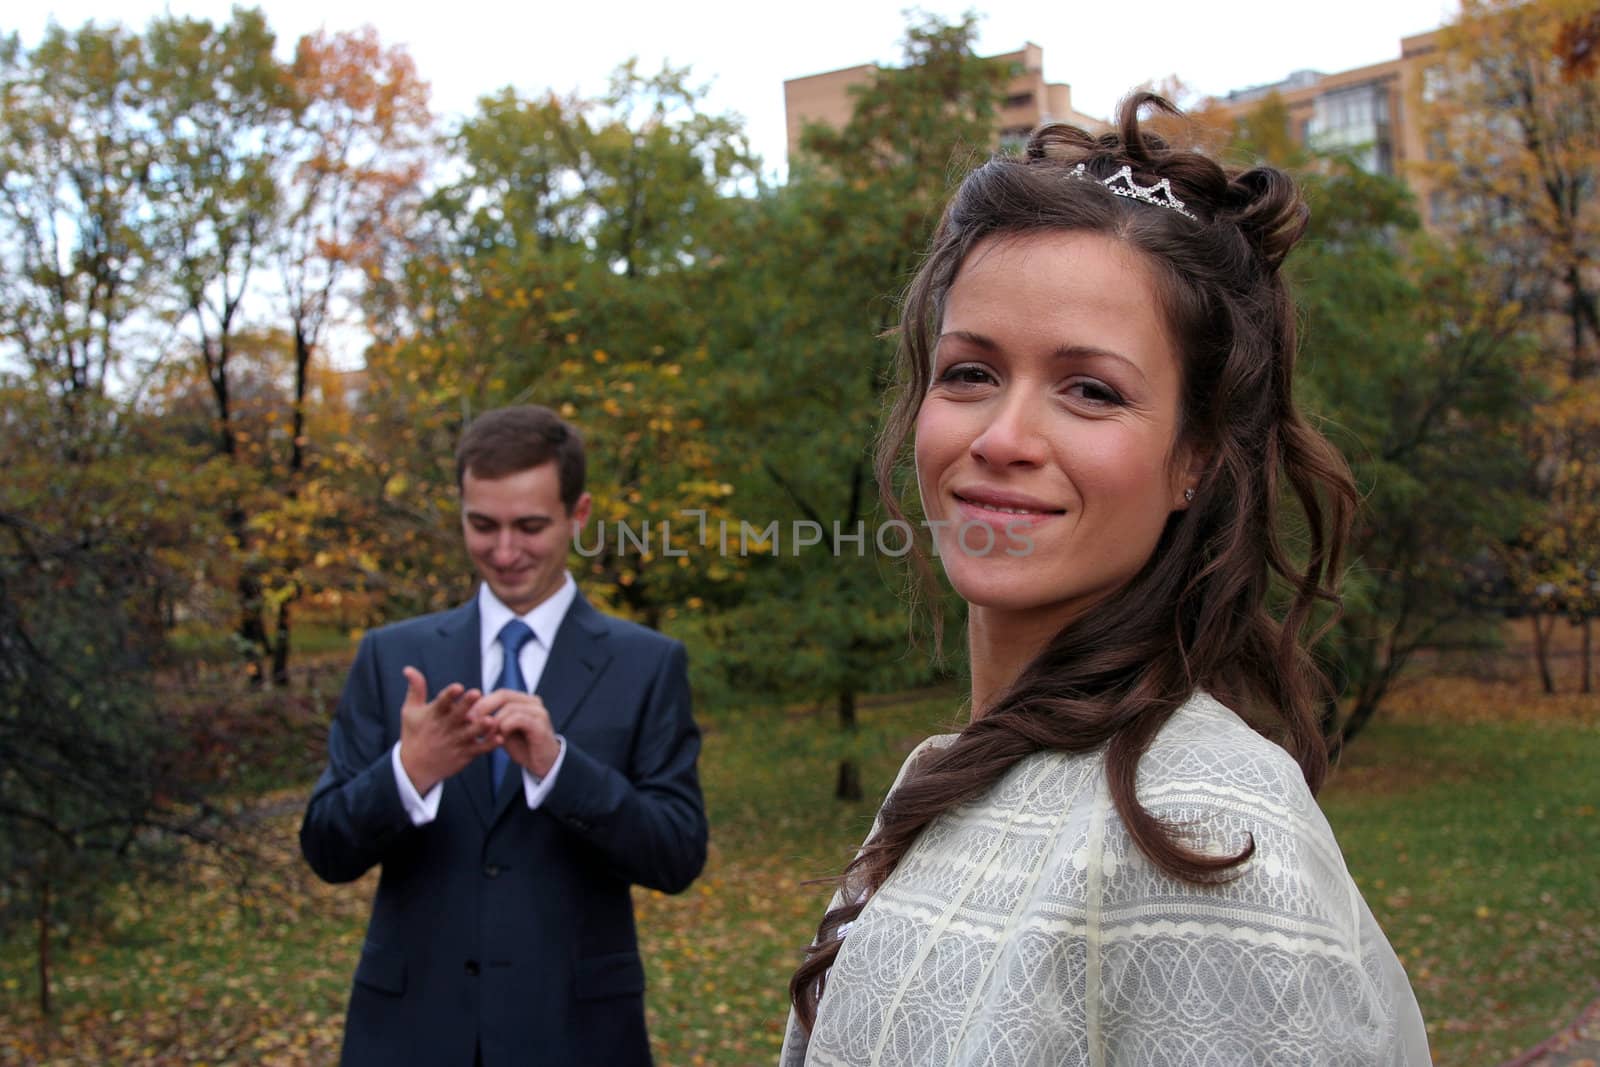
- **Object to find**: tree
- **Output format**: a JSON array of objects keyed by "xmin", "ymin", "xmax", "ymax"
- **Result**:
[
  {"xmin": 0, "ymin": 24, "xmax": 158, "ymax": 444},
  {"xmin": 0, "ymin": 378, "xmax": 239, "ymax": 1018},
  {"xmin": 0, "ymin": 22, "xmax": 265, "ymax": 1010},
  {"xmin": 277, "ymin": 26, "xmax": 430, "ymax": 476},
  {"xmin": 1217, "ymin": 100, "xmax": 1534, "ymax": 742},
  {"xmin": 0, "ymin": 11, "xmax": 425, "ymax": 1014},
  {"xmin": 361, "ymin": 62, "xmax": 757, "ymax": 627},
  {"xmin": 702, "ymin": 12, "xmax": 1013, "ymax": 798},
  {"xmin": 1296, "ymin": 205, "xmax": 1532, "ymax": 741},
  {"xmin": 142, "ymin": 9, "xmax": 297, "ymax": 683},
  {"xmin": 251, "ymin": 27, "xmax": 433, "ymax": 684},
  {"xmin": 1424, "ymin": 0, "xmax": 1600, "ymax": 690},
  {"xmin": 145, "ymin": 8, "xmax": 293, "ymax": 459}
]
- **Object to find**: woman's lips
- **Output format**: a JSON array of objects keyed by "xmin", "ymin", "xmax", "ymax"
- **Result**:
[{"xmin": 951, "ymin": 489, "xmax": 1065, "ymax": 530}]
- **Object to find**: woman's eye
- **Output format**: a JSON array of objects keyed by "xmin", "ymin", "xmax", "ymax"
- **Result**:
[
  {"xmin": 935, "ymin": 363, "xmax": 994, "ymax": 386},
  {"xmin": 1067, "ymin": 379, "xmax": 1123, "ymax": 406}
]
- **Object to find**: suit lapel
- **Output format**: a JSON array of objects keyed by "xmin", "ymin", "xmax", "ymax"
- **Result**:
[
  {"xmin": 428, "ymin": 599, "xmax": 497, "ymax": 830},
  {"xmin": 489, "ymin": 590, "xmax": 612, "ymax": 826}
]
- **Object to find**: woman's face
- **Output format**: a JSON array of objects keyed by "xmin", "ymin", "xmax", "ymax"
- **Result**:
[{"xmin": 915, "ymin": 230, "xmax": 1196, "ymax": 629}]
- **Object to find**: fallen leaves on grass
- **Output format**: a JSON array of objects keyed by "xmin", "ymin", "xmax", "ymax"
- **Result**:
[
  {"xmin": 3, "ymin": 680, "xmax": 1595, "ymax": 1067},
  {"xmin": 0, "ymin": 790, "xmax": 362, "ymax": 1066}
]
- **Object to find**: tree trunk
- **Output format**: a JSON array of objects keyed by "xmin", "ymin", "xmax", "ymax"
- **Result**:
[
  {"xmin": 273, "ymin": 326, "xmax": 312, "ymax": 688},
  {"xmin": 1339, "ymin": 687, "xmax": 1385, "ymax": 750},
  {"xmin": 837, "ymin": 689, "xmax": 857, "ymax": 731},
  {"xmin": 835, "ymin": 760, "xmax": 863, "ymax": 802},
  {"xmin": 270, "ymin": 592, "xmax": 294, "ymax": 688},
  {"xmin": 290, "ymin": 325, "xmax": 310, "ymax": 475},
  {"xmin": 237, "ymin": 563, "xmax": 268, "ymax": 688},
  {"xmin": 1532, "ymin": 613, "xmax": 1557, "ymax": 695},
  {"xmin": 1582, "ymin": 616, "xmax": 1593, "ymax": 695},
  {"xmin": 835, "ymin": 689, "xmax": 861, "ymax": 800},
  {"xmin": 37, "ymin": 878, "xmax": 52, "ymax": 1017}
]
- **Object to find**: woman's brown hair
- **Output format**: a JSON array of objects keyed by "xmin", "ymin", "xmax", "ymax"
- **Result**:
[{"xmin": 790, "ymin": 93, "xmax": 1358, "ymax": 1030}]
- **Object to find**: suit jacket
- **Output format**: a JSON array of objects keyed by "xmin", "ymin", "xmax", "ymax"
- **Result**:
[{"xmin": 299, "ymin": 591, "xmax": 707, "ymax": 1067}]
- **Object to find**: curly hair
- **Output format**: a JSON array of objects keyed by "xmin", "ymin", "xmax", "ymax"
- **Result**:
[{"xmin": 789, "ymin": 92, "xmax": 1359, "ymax": 1031}]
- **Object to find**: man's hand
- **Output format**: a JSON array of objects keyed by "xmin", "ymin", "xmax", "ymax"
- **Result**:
[
  {"xmin": 398, "ymin": 667, "xmax": 495, "ymax": 794},
  {"xmin": 477, "ymin": 690, "xmax": 562, "ymax": 778}
]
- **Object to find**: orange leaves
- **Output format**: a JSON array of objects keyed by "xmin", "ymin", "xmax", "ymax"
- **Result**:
[
  {"xmin": 289, "ymin": 25, "xmax": 430, "ymax": 144},
  {"xmin": 1555, "ymin": 9, "xmax": 1600, "ymax": 78}
]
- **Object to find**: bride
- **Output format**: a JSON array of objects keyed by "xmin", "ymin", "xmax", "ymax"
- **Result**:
[{"xmin": 782, "ymin": 95, "xmax": 1430, "ymax": 1066}]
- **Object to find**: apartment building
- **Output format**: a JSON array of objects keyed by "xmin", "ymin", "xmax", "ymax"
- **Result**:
[
  {"xmin": 786, "ymin": 31, "xmax": 1455, "ymax": 215},
  {"xmin": 782, "ymin": 43, "xmax": 1103, "ymax": 164},
  {"xmin": 1203, "ymin": 30, "xmax": 1445, "ymax": 209}
]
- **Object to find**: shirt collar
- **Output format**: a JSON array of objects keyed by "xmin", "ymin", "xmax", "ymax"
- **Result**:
[{"xmin": 477, "ymin": 572, "xmax": 577, "ymax": 655}]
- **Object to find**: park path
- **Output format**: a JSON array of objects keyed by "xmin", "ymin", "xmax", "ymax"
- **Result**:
[{"xmin": 1503, "ymin": 994, "xmax": 1600, "ymax": 1067}]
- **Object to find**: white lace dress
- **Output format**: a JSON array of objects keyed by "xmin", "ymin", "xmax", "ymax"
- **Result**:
[{"xmin": 780, "ymin": 692, "xmax": 1430, "ymax": 1066}]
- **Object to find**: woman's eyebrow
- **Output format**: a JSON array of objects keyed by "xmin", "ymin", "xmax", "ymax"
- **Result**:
[
  {"xmin": 1050, "ymin": 344, "xmax": 1148, "ymax": 384},
  {"xmin": 934, "ymin": 329, "xmax": 998, "ymax": 351}
]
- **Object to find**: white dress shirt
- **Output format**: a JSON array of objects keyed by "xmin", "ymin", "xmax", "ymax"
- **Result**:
[{"xmin": 391, "ymin": 574, "xmax": 577, "ymax": 824}]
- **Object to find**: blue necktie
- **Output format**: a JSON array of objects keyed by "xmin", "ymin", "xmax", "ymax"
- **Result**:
[{"xmin": 492, "ymin": 619, "xmax": 535, "ymax": 799}]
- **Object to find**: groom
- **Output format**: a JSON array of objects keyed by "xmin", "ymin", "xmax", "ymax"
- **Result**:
[{"xmin": 300, "ymin": 404, "xmax": 707, "ymax": 1066}]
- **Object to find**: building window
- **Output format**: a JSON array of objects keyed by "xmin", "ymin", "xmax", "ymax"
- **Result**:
[
  {"xmin": 1004, "ymin": 92, "xmax": 1034, "ymax": 110},
  {"xmin": 1308, "ymin": 82, "xmax": 1395, "ymax": 175},
  {"xmin": 999, "ymin": 127, "xmax": 1030, "ymax": 155},
  {"xmin": 1422, "ymin": 64, "xmax": 1450, "ymax": 103}
]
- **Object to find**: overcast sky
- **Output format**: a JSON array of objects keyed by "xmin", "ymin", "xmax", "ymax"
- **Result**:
[{"xmin": 26, "ymin": 0, "xmax": 1459, "ymax": 179}]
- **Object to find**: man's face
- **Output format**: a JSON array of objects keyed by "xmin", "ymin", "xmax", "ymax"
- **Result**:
[{"xmin": 460, "ymin": 463, "xmax": 591, "ymax": 615}]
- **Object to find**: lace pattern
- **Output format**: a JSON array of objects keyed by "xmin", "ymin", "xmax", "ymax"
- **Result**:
[{"xmin": 780, "ymin": 693, "xmax": 1430, "ymax": 1066}]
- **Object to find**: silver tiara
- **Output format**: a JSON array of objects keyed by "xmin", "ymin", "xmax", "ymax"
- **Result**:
[{"xmin": 1067, "ymin": 162, "xmax": 1197, "ymax": 221}]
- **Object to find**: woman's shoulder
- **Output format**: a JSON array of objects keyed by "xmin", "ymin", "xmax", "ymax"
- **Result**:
[
  {"xmin": 884, "ymin": 733, "xmax": 958, "ymax": 797},
  {"xmin": 913, "ymin": 732, "xmax": 960, "ymax": 756},
  {"xmin": 1097, "ymin": 697, "xmax": 1428, "ymax": 1063},
  {"xmin": 1128, "ymin": 692, "xmax": 1346, "ymax": 887},
  {"xmin": 1118, "ymin": 693, "xmax": 1355, "ymax": 915},
  {"xmin": 1140, "ymin": 691, "xmax": 1317, "ymax": 810}
]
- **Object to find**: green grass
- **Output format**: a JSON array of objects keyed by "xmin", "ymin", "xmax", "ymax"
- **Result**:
[
  {"xmin": 634, "ymin": 692, "xmax": 963, "ymax": 1064},
  {"xmin": 2, "ymin": 684, "xmax": 1595, "ymax": 1065},
  {"xmin": 1321, "ymin": 714, "xmax": 1600, "ymax": 1064}
]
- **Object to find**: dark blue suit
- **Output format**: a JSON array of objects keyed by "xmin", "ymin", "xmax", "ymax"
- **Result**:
[{"xmin": 299, "ymin": 592, "xmax": 707, "ymax": 1066}]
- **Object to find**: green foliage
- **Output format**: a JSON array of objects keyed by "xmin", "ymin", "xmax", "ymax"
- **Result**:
[
  {"xmin": 1288, "ymin": 161, "xmax": 1535, "ymax": 737},
  {"xmin": 0, "ymin": 22, "xmax": 158, "ymax": 412},
  {"xmin": 683, "ymin": 13, "xmax": 1013, "ymax": 717},
  {"xmin": 0, "ymin": 521, "xmax": 179, "ymax": 907},
  {"xmin": 143, "ymin": 8, "xmax": 295, "ymax": 460},
  {"xmin": 362, "ymin": 62, "xmax": 759, "ymax": 627},
  {"xmin": 1424, "ymin": 0, "xmax": 1600, "ymax": 691},
  {"xmin": 0, "ymin": 391, "xmax": 238, "ymax": 1011},
  {"xmin": 1212, "ymin": 91, "xmax": 1308, "ymax": 169},
  {"xmin": 793, "ymin": 10, "xmax": 1016, "ymax": 184}
]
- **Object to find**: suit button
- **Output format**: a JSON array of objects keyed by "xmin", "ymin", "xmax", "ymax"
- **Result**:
[
  {"xmin": 483, "ymin": 864, "xmax": 502, "ymax": 879},
  {"xmin": 465, "ymin": 960, "xmax": 480, "ymax": 976}
]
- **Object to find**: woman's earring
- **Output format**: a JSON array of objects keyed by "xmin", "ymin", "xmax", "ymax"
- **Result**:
[{"xmin": 1183, "ymin": 487, "xmax": 1196, "ymax": 503}]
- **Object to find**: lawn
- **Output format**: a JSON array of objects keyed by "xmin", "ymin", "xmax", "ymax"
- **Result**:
[{"xmin": 1, "ymin": 674, "xmax": 1595, "ymax": 1066}]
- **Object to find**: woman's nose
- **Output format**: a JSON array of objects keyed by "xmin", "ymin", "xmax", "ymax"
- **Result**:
[{"xmin": 969, "ymin": 389, "xmax": 1048, "ymax": 467}]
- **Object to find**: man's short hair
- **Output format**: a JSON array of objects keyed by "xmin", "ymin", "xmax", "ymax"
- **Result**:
[{"xmin": 455, "ymin": 405, "xmax": 586, "ymax": 513}]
